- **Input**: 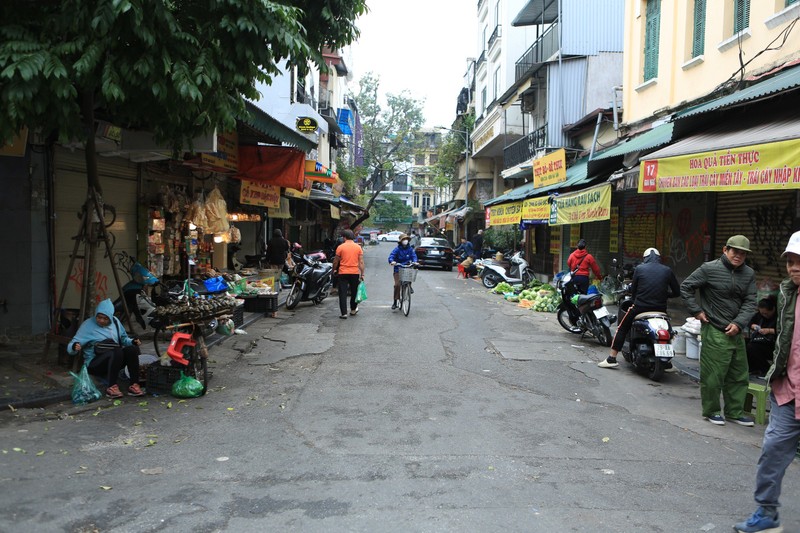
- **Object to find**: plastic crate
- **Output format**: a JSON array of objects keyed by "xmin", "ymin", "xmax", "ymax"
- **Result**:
[
  {"xmin": 242, "ymin": 294, "xmax": 278, "ymax": 314},
  {"xmin": 145, "ymin": 364, "xmax": 185, "ymax": 395}
]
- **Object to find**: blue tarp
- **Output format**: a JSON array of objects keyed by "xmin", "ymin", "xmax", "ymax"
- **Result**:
[{"xmin": 337, "ymin": 108, "xmax": 353, "ymax": 135}]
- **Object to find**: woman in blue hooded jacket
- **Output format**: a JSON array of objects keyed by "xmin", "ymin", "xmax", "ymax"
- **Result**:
[
  {"xmin": 388, "ymin": 234, "xmax": 418, "ymax": 309},
  {"xmin": 68, "ymin": 298, "xmax": 143, "ymax": 398}
]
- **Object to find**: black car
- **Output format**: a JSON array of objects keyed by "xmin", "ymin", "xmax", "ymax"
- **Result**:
[{"xmin": 415, "ymin": 237, "xmax": 454, "ymax": 271}]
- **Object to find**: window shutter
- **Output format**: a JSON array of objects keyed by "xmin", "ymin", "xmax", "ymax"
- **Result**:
[
  {"xmin": 734, "ymin": 0, "xmax": 750, "ymax": 33},
  {"xmin": 692, "ymin": 0, "xmax": 706, "ymax": 57},
  {"xmin": 643, "ymin": 0, "xmax": 661, "ymax": 81}
]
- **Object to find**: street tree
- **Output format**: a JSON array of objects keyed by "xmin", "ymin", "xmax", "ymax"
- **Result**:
[
  {"xmin": 0, "ymin": 0, "xmax": 366, "ymax": 310},
  {"xmin": 350, "ymin": 72, "xmax": 425, "ymax": 229},
  {"xmin": 374, "ymin": 195, "xmax": 413, "ymax": 226}
]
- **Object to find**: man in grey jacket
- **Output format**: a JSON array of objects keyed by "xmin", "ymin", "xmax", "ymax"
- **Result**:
[{"xmin": 680, "ymin": 235, "xmax": 757, "ymax": 426}]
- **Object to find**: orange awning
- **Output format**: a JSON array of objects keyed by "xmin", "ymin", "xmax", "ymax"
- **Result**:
[
  {"xmin": 305, "ymin": 160, "xmax": 339, "ymax": 184},
  {"xmin": 236, "ymin": 146, "xmax": 305, "ymax": 189}
]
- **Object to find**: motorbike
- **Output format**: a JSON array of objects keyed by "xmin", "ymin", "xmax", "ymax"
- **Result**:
[
  {"xmin": 284, "ymin": 247, "xmax": 334, "ymax": 310},
  {"xmin": 112, "ymin": 255, "xmax": 162, "ymax": 329},
  {"xmin": 480, "ymin": 251, "xmax": 535, "ymax": 289},
  {"xmin": 613, "ymin": 264, "xmax": 675, "ymax": 382},
  {"xmin": 556, "ymin": 268, "xmax": 615, "ymax": 346}
]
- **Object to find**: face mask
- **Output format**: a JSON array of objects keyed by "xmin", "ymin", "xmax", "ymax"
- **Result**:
[{"xmin": 401, "ymin": 240, "xmax": 409, "ymax": 246}]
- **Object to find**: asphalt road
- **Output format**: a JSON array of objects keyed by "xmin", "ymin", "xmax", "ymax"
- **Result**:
[{"xmin": 1, "ymin": 244, "xmax": 798, "ymax": 532}]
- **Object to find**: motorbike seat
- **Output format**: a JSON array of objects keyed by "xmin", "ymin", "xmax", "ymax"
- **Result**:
[
  {"xmin": 576, "ymin": 294, "xmax": 600, "ymax": 306},
  {"xmin": 634, "ymin": 311, "xmax": 668, "ymax": 320}
]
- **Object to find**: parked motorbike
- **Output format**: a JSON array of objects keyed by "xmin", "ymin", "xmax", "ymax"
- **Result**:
[
  {"xmin": 284, "ymin": 247, "xmax": 333, "ymax": 310},
  {"xmin": 613, "ymin": 268, "xmax": 675, "ymax": 382},
  {"xmin": 556, "ymin": 268, "xmax": 615, "ymax": 346},
  {"xmin": 480, "ymin": 251, "xmax": 535, "ymax": 289}
]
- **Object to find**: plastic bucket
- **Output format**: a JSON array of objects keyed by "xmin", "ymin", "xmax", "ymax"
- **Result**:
[
  {"xmin": 672, "ymin": 330, "xmax": 686, "ymax": 354},
  {"xmin": 686, "ymin": 335, "xmax": 700, "ymax": 360}
]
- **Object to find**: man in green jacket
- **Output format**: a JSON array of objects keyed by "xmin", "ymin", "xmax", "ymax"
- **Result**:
[{"xmin": 680, "ymin": 235, "xmax": 757, "ymax": 426}]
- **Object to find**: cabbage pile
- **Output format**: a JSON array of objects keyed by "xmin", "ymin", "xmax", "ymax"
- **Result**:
[{"xmin": 518, "ymin": 284, "xmax": 561, "ymax": 312}]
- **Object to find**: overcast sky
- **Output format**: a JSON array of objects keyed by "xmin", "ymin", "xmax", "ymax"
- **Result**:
[{"xmin": 349, "ymin": 1, "xmax": 477, "ymax": 129}]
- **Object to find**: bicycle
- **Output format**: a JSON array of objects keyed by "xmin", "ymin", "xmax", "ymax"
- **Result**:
[
  {"xmin": 395, "ymin": 262, "xmax": 418, "ymax": 316},
  {"xmin": 152, "ymin": 316, "xmax": 218, "ymax": 394}
]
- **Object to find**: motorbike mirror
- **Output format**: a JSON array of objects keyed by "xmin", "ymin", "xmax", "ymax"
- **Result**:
[{"xmin": 612, "ymin": 258, "xmax": 618, "ymax": 266}]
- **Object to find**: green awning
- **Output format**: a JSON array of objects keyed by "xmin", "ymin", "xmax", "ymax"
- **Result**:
[
  {"xmin": 589, "ymin": 122, "xmax": 675, "ymax": 162},
  {"xmin": 241, "ymin": 101, "xmax": 316, "ymax": 152}
]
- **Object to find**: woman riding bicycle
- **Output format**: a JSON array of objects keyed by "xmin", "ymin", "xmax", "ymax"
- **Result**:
[{"xmin": 388, "ymin": 234, "xmax": 418, "ymax": 310}]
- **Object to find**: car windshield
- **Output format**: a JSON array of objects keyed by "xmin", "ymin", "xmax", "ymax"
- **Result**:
[{"xmin": 421, "ymin": 238, "xmax": 449, "ymax": 247}]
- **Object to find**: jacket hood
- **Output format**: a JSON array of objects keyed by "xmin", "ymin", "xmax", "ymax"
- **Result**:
[
  {"xmin": 571, "ymin": 249, "xmax": 588, "ymax": 260},
  {"xmin": 642, "ymin": 252, "xmax": 661, "ymax": 264},
  {"xmin": 95, "ymin": 299, "xmax": 115, "ymax": 322}
]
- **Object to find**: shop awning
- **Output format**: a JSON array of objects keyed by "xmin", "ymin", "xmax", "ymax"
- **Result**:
[
  {"xmin": 454, "ymin": 181, "xmax": 476, "ymax": 201},
  {"xmin": 236, "ymin": 146, "xmax": 305, "ymax": 189},
  {"xmin": 242, "ymin": 101, "xmax": 317, "ymax": 152},
  {"xmin": 305, "ymin": 160, "xmax": 339, "ymax": 183},
  {"xmin": 337, "ymin": 108, "xmax": 353, "ymax": 135},
  {"xmin": 588, "ymin": 122, "xmax": 675, "ymax": 164},
  {"xmin": 424, "ymin": 207, "xmax": 458, "ymax": 223}
]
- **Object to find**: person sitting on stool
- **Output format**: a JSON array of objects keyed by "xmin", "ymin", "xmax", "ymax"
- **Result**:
[{"xmin": 746, "ymin": 296, "xmax": 777, "ymax": 376}]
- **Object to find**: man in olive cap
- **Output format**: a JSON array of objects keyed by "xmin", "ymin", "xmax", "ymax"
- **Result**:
[{"xmin": 681, "ymin": 235, "xmax": 757, "ymax": 426}]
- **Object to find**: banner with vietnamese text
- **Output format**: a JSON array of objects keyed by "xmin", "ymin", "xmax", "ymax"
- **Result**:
[
  {"xmin": 240, "ymin": 179, "xmax": 280, "ymax": 208},
  {"xmin": 487, "ymin": 202, "xmax": 522, "ymax": 227},
  {"xmin": 639, "ymin": 138, "xmax": 800, "ymax": 193},
  {"xmin": 549, "ymin": 184, "xmax": 611, "ymax": 226},
  {"xmin": 521, "ymin": 196, "xmax": 550, "ymax": 224},
  {"xmin": 533, "ymin": 148, "xmax": 566, "ymax": 188}
]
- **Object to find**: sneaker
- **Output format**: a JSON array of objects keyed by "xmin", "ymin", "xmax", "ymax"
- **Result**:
[
  {"xmin": 732, "ymin": 416, "xmax": 755, "ymax": 427},
  {"xmin": 598, "ymin": 358, "xmax": 619, "ymax": 369},
  {"xmin": 106, "ymin": 384, "xmax": 123, "ymax": 399},
  {"xmin": 706, "ymin": 414, "xmax": 726, "ymax": 425},
  {"xmin": 350, "ymin": 307, "xmax": 359, "ymax": 316},
  {"xmin": 734, "ymin": 507, "xmax": 781, "ymax": 532},
  {"xmin": 127, "ymin": 383, "xmax": 145, "ymax": 397},
  {"xmin": 391, "ymin": 301, "xmax": 398, "ymax": 310},
  {"xmin": 339, "ymin": 314, "xmax": 348, "ymax": 319}
]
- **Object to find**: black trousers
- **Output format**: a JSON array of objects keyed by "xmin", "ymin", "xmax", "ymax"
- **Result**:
[
  {"xmin": 338, "ymin": 273, "xmax": 360, "ymax": 315},
  {"xmin": 611, "ymin": 304, "xmax": 665, "ymax": 352},
  {"xmin": 747, "ymin": 341, "xmax": 775, "ymax": 375},
  {"xmin": 88, "ymin": 345, "xmax": 141, "ymax": 387}
]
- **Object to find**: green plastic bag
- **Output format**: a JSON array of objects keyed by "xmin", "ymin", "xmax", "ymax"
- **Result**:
[
  {"xmin": 171, "ymin": 371, "xmax": 204, "ymax": 398},
  {"xmin": 69, "ymin": 365, "xmax": 102, "ymax": 405},
  {"xmin": 355, "ymin": 281, "xmax": 368, "ymax": 303}
]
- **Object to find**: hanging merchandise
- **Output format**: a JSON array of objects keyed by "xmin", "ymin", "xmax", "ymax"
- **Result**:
[
  {"xmin": 205, "ymin": 186, "xmax": 230, "ymax": 233},
  {"xmin": 187, "ymin": 192, "xmax": 209, "ymax": 230},
  {"xmin": 228, "ymin": 224, "xmax": 241, "ymax": 244}
]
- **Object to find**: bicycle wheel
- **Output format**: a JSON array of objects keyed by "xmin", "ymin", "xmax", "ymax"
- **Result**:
[
  {"xmin": 401, "ymin": 283, "xmax": 411, "ymax": 316},
  {"xmin": 152, "ymin": 326, "xmax": 174, "ymax": 358},
  {"xmin": 190, "ymin": 335, "xmax": 209, "ymax": 394}
]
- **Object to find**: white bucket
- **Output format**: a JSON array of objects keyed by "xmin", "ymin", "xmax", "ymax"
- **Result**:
[
  {"xmin": 686, "ymin": 335, "xmax": 700, "ymax": 360},
  {"xmin": 672, "ymin": 330, "xmax": 686, "ymax": 354}
]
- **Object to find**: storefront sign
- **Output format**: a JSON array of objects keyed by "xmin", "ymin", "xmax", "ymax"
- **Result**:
[
  {"xmin": 610, "ymin": 207, "xmax": 619, "ymax": 253},
  {"xmin": 239, "ymin": 179, "xmax": 280, "ymax": 208},
  {"xmin": 533, "ymin": 148, "xmax": 566, "ymax": 189},
  {"xmin": 284, "ymin": 177, "xmax": 312, "ymax": 199},
  {"xmin": 305, "ymin": 160, "xmax": 338, "ymax": 183},
  {"xmin": 330, "ymin": 205, "xmax": 340, "ymax": 220},
  {"xmin": 487, "ymin": 202, "xmax": 522, "ymax": 227},
  {"xmin": 296, "ymin": 117, "xmax": 318, "ymax": 133},
  {"xmin": 640, "ymin": 138, "xmax": 800, "ymax": 193},
  {"xmin": 201, "ymin": 130, "xmax": 238, "ymax": 172},
  {"xmin": 549, "ymin": 226, "xmax": 561, "ymax": 254},
  {"xmin": 549, "ymin": 184, "xmax": 611, "ymax": 226},
  {"xmin": 570, "ymin": 225, "xmax": 581, "ymax": 248},
  {"xmin": 331, "ymin": 177, "xmax": 344, "ymax": 198},
  {"xmin": 267, "ymin": 197, "xmax": 291, "ymax": 219},
  {"xmin": 521, "ymin": 196, "xmax": 550, "ymax": 224}
]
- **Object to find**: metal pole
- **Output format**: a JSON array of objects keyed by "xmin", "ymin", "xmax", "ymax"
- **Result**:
[{"xmin": 464, "ymin": 128, "xmax": 469, "ymax": 209}]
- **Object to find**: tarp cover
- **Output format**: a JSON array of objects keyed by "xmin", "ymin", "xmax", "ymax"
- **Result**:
[{"xmin": 236, "ymin": 146, "xmax": 305, "ymax": 189}]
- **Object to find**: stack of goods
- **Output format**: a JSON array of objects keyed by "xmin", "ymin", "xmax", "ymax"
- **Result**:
[{"xmin": 153, "ymin": 293, "xmax": 238, "ymax": 322}]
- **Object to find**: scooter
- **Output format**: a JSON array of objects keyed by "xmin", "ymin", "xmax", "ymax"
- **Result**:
[
  {"xmin": 112, "ymin": 257, "xmax": 161, "ymax": 329},
  {"xmin": 284, "ymin": 248, "xmax": 333, "ymax": 310},
  {"xmin": 614, "ymin": 275, "xmax": 675, "ymax": 382},
  {"xmin": 556, "ymin": 268, "xmax": 615, "ymax": 346},
  {"xmin": 480, "ymin": 251, "xmax": 534, "ymax": 289}
]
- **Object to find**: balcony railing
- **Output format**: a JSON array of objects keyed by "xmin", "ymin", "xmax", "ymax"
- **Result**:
[
  {"xmin": 476, "ymin": 49, "xmax": 486, "ymax": 69},
  {"xmin": 503, "ymin": 125, "xmax": 548, "ymax": 170},
  {"xmin": 515, "ymin": 23, "xmax": 560, "ymax": 82},
  {"xmin": 488, "ymin": 25, "xmax": 501, "ymax": 49}
]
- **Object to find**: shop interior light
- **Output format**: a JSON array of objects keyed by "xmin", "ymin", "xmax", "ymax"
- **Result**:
[
  {"xmin": 189, "ymin": 223, "xmax": 197, "ymax": 230},
  {"xmin": 213, "ymin": 234, "xmax": 224, "ymax": 243}
]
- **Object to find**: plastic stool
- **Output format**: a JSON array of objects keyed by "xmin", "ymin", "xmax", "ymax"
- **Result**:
[
  {"xmin": 456, "ymin": 264, "xmax": 467, "ymax": 279},
  {"xmin": 744, "ymin": 381, "xmax": 770, "ymax": 425},
  {"xmin": 167, "ymin": 332, "xmax": 196, "ymax": 365}
]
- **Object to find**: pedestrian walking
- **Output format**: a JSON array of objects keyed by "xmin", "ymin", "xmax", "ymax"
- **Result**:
[
  {"xmin": 409, "ymin": 230, "xmax": 420, "ymax": 249},
  {"xmin": 680, "ymin": 234, "xmax": 757, "ymax": 426},
  {"xmin": 598, "ymin": 247, "xmax": 680, "ymax": 369},
  {"xmin": 734, "ymin": 230, "xmax": 800, "ymax": 533},
  {"xmin": 471, "ymin": 229, "xmax": 484, "ymax": 257},
  {"xmin": 332, "ymin": 229, "xmax": 364, "ymax": 319},
  {"xmin": 567, "ymin": 239, "xmax": 602, "ymax": 294}
]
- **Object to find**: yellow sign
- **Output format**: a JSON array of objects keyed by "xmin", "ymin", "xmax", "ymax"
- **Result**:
[
  {"xmin": 330, "ymin": 205, "xmax": 340, "ymax": 220},
  {"xmin": 521, "ymin": 196, "xmax": 550, "ymax": 223},
  {"xmin": 570, "ymin": 225, "xmax": 581, "ymax": 248},
  {"xmin": 610, "ymin": 207, "xmax": 619, "ymax": 253},
  {"xmin": 549, "ymin": 226, "xmax": 561, "ymax": 254},
  {"xmin": 268, "ymin": 197, "xmax": 291, "ymax": 219},
  {"xmin": 487, "ymin": 202, "xmax": 522, "ymax": 227},
  {"xmin": 533, "ymin": 148, "xmax": 566, "ymax": 189},
  {"xmin": 332, "ymin": 177, "xmax": 344, "ymax": 198},
  {"xmin": 201, "ymin": 131, "xmax": 238, "ymax": 172},
  {"xmin": 640, "ymin": 138, "xmax": 800, "ymax": 193},
  {"xmin": 550, "ymin": 183, "xmax": 611, "ymax": 226},
  {"xmin": 284, "ymin": 177, "xmax": 312, "ymax": 199},
  {"xmin": 240, "ymin": 179, "xmax": 280, "ymax": 208}
]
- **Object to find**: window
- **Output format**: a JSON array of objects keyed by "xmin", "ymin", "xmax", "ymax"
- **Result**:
[
  {"xmin": 643, "ymin": 0, "xmax": 661, "ymax": 81},
  {"xmin": 493, "ymin": 67, "xmax": 501, "ymax": 101},
  {"xmin": 481, "ymin": 87, "xmax": 487, "ymax": 114},
  {"xmin": 482, "ymin": 26, "xmax": 488, "ymax": 51},
  {"xmin": 734, "ymin": 0, "xmax": 750, "ymax": 33},
  {"xmin": 429, "ymin": 153, "xmax": 438, "ymax": 164},
  {"xmin": 422, "ymin": 194, "xmax": 431, "ymax": 210},
  {"xmin": 413, "ymin": 193, "xmax": 419, "ymax": 208},
  {"xmin": 415, "ymin": 154, "xmax": 425, "ymax": 165},
  {"xmin": 692, "ymin": 0, "xmax": 706, "ymax": 57}
]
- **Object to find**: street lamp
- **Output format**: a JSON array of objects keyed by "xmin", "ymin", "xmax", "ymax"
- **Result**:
[{"xmin": 436, "ymin": 125, "xmax": 470, "ymax": 207}]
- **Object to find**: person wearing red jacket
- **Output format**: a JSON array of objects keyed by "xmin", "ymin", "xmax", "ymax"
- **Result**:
[{"xmin": 567, "ymin": 239, "xmax": 602, "ymax": 294}]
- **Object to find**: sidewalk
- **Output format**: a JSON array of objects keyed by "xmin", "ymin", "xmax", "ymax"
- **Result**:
[{"xmin": 0, "ymin": 292, "xmax": 288, "ymax": 411}]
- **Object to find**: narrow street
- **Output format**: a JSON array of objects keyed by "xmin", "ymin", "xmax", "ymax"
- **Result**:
[{"xmin": 1, "ymin": 244, "xmax": 797, "ymax": 533}]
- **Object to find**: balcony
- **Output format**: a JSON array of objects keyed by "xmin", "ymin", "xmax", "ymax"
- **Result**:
[
  {"xmin": 515, "ymin": 23, "xmax": 559, "ymax": 82},
  {"xmin": 476, "ymin": 49, "xmax": 486, "ymax": 70},
  {"xmin": 503, "ymin": 125, "xmax": 547, "ymax": 169},
  {"xmin": 488, "ymin": 25, "xmax": 501, "ymax": 50}
]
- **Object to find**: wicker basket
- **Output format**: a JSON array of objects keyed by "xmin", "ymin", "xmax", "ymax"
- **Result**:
[{"xmin": 398, "ymin": 268, "xmax": 417, "ymax": 283}]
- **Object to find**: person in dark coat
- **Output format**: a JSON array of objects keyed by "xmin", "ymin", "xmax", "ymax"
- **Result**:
[
  {"xmin": 598, "ymin": 248, "xmax": 680, "ymax": 369},
  {"xmin": 746, "ymin": 297, "xmax": 777, "ymax": 376},
  {"xmin": 470, "ymin": 230, "xmax": 484, "ymax": 257}
]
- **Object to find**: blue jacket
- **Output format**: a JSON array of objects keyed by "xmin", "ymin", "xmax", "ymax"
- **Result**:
[
  {"xmin": 454, "ymin": 241, "xmax": 474, "ymax": 259},
  {"xmin": 388, "ymin": 245, "xmax": 418, "ymax": 272},
  {"xmin": 68, "ymin": 299, "xmax": 134, "ymax": 367}
]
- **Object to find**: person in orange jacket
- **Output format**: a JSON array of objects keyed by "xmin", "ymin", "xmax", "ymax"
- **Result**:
[{"xmin": 567, "ymin": 239, "xmax": 602, "ymax": 294}]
